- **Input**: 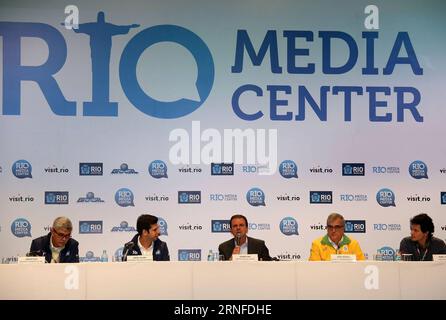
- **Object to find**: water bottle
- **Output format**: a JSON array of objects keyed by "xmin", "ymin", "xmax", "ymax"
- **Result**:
[
  {"xmin": 207, "ymin": 249, "xmax": 214, "ymax": 261},
  {"xmin": 394, "ymin": 250, "xmax": 402, "ymax": 261},
  {"xmin": 101, "ymin": 249, "xmax": 108, "ymax": 262}
]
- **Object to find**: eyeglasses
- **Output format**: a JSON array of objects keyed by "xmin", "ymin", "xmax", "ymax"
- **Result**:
[
  {"xmin": 326, "ymin": 225, "xmax": 344, "ymax": 231},
  {"xmin": 53, "ymin": 229, "xmax": 71, "ymax": 239}
]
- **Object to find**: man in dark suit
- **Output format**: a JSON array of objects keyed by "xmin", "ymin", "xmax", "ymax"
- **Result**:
[
  {"xmin": 218, "ymin": 214, "xmax": 272, "ymax": 261},
  {"xmin": 123, "ymin": 214, "xmax": 170, "ymax": 261},
  {"xmin": 399, "ymin": 213, "xmax": 446, "ymax": 261},
  {"xmin": 29, "ymin": 216, "xmax": 79, "ymax": 263}
]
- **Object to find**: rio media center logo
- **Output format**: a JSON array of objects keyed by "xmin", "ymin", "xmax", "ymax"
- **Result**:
[
  {"xmin": 246, "ymin": 188, "xmax": 266, "ymax": 206},
  {"xmin": 345, "ymin": 220, "xmax": 366, "ymax": 233},
  {"xmin": 373, "ymin": 223, "xmax": 401, "ymax": 231},
  {"xmin": 279, "ymin": 217, "xmax": 299, "ymax": 236},
  {"xmin": 377, "ymin": 246, "xmax": 397, "ymax": 261},
  {"xmin": 310, "ymin": 191, "xmax": 332, "ymax": 204},
  {"xmin": 79, "ymin": 162, "xmax": 103, "ymax": 176},
  {"xmin": 148, "ymin": 160, "xmax": 168, "ymax": 179},
  {"xmin": 11, "ymin": 218, "xmax": 31, "ymax": 237},
  {"xmin": 12, "ymin": 160, "xmax": 32, "ymax": 179},
  {"xmin": 178, "ymin": 249, "xmax": 201, "ymax": 261},
  {"xmin": 279, "ymin": 160, "xmax": 298, "ymax": 179},
  {"xmin": 79, "ymin": 221, "xmax": 103, "ymax": 234},
  {"xmin": 80, "ymin": 251, "xmax": 101, "ymax": 262},
  {"xmin": 408, "ymin": 160, "xmax": 428, "ymax": 179},
  {"xmin": 211, "ymin": 163, "xmax": 234, "ymax": 176},
  {"xmin": 45, "ymin": 191, "xmax": 69, "ymax": 205},
  {"xmin": 376, "ymin": 188, "xmax": 396, "ymax": 207},
  {"xmin": 342, "ymin": 163, "xmax": 365, "ymax": 176},
  {"xmin": 111, "ymin": 221, "xmax": 136, "ymax": 232},
  {"xmin": 111, "ymin": 163, "xmax": 138, "ymax": 174},
  {"xmin": 115, "ymin": 188, "xmax": 135, "ymax": 207},
  {"xmin": 211, "ymin": 220, "xmax": 231, "ymax": 233},
  {"xmin": 178, "ymin": 191, "xmax": 201, "ymax": 204},
  {"xmin": 441, "ymin": 192, "xmax": 446, "ymax": 205}
]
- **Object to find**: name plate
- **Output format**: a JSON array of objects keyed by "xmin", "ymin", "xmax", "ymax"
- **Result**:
[
  {"xmin": 330, "ymin": 254, "xmax": 356, "ymax": 262},
  {"xmin": 432, "ymin": 254, "xmax": 446, "ymax": 262},
  {"xmin": 18, "ymin": 256, "xmax": 45, "ymax": 264},
  {"xmin": 126, "ymin": 255, "xmax": 153, "ymax": 263},
  {"xmin": 232, "ymin": 254, "xmax": 258, "ymax": 262}
]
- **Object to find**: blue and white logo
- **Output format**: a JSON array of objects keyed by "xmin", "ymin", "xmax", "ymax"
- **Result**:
[
  {"xmin": 345, "ymin": 220, "xmax": 366, "ymax": 233},
  {"xmin": 377, "ymin": 246, "xmax": 396, "ymax": 261},
  {"xmin": 209, "ymin": 193, "xmax": 238, "ymax": 201},
  {"xmin": 111, "ymin": 221, "xmax": 136, "ymax": 232},
  {"xmin": 178, "ymin": 249, "xmax": 201, "ymax": 261},
  {"xmin": 178, "ymin": 191, "xmax": 201, "ymax": 204},
  {"xmin": 111, "ymin": 163, "xmax": 138, "ymax": 174},
  {"xmin": 11, "ymin": 218, "xmax": 31, "ymax": 237},
  {"xmin": 248, "ymin": 222, "xmax": 271, "ymax": 231},
  {"xmin": 80, "ymin": 251, "xmax": 101, "ymax": 262},
  {"xmin": 342, "ymin": 163, "xmax": 365, "ymax": 176},
  {"xmin": 408, "ymin": 160, "xmax": 428, "ymax": 179},
  {"xmin": 211, "ymin": 220, "xmax": 231, "ymax": 233},
  {"xmin": 149, "ymin": 160, "xmax": 168, "ymax": 179},
  {"xmin": 310, "ymin": 191, "xmax": 332, "ymax": 204},
  {"xmin": 114, "ymin": 247, "xmax": 124, "ymax": 262},
  {"xmin": 279, "ymin": 160, "xmax": 298, "ymax": 179},
  {"xmin": 340, "ymin": 194, "xmax": 367, "ymax": 202},
  {"xmin": 12, "ymin": 160, "xmax": 32, "ymax": 179},
  {"xmin": 77, "ymin": 192, "xmax": 104, "ymax": 203},
  {"xmin": 246, "ymin": 188, "xmax": 266, "ymax": 206},
  {"xmin": 120, "ymin": 25, "xmax": 214, "ymax": 119},
  {"xmin": 79, "ymin": 221, "xmax": 103, "ymax": 234},
  {"xmin": 376, "ymin": 188, "xmax": 396, "ymax": 207},
  {"xmin": 279, "ymin": 217, "xmax": 299, "ymax": 236},
  {"xmin": 211, "ymin": 163, "xmax": 234, "ymax": 176},
  {"xmin": 115, "ymin": 188, "xmax": 135, "ymax": 207},
  {"xmin": 372, "ymin": 166, "xmax": 400, "ymax": 174},
  {"xmin": 79, "ymin": 163, "xmax": 103, "ymax": 176},
  {"xmin": 373, "ymin": 223, "xmax": 401, "ymax": 231},
  {"xmin": 45, "ymin": 191, "xmax": 69, "ymax": 205},
  {"xmin": 441, "ymin": 192, "xmax": 446, "ymax": 205},
  {"xmin": 158, "ymin": 217, "xmax": 168, "ymax": 235}
]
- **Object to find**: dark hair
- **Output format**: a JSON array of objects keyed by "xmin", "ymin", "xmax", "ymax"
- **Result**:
[
  {"xmin": 137, "ymin": 214, "xmax": 158, "ymax": 235},
  {"xmin": 410, "ymin": 213, "xmax": 434, "ymax": 238},
  {"xmin": 230, "ymin": 214, "xmax": 248, "ymax": 228}
]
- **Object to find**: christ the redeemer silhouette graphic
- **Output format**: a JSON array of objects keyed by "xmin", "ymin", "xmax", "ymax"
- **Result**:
[{"xmin": 65, "ymin": 12, "xmax": 139, "ymax": 114}]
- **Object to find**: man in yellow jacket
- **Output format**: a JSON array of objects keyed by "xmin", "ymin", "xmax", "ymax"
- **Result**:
[{"xmin": 309, "ymin": 213, "xmax": 365, "ymax": 261}]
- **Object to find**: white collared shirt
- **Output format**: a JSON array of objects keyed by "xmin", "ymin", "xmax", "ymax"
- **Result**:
[
  {"xmin": 328, "ymin": 236, "xmax": 344, "ymax": 251},
  {"xmin": 234, "ymin": 238, "xmax": 248, "ymax": 254},
  {"xmin": 138, "ymin": 236, "xmax": 154, "ymax": 260},
  {"xmin": 49, "ymin": 236, "xmax": 64, "ymax": 263}
]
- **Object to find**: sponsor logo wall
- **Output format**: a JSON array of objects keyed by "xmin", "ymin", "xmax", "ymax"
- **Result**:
[{"xmin": 1, "ymin": 0, "xmax": 445, "ymax": 261}]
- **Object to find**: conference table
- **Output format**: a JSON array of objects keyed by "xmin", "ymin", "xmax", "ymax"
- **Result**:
[{"xmin": 1, "ymin": 261, "xmax": 445, "ymax": 299}]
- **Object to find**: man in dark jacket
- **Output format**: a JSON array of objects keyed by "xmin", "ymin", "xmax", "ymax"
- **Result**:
[
  {"xmin": 123, "ymin": 214, "xmax": 170, "ymax": 261},
  {"xmin": 29, "ymin": 216, "xmax": 79, "ymax": 263},
  {"xmin": 400, "ymin": 213, "xmax": 446, "ymax": 261},
  {"xmin": 218, "ymin": 214, "xmax": 272, "ymax": 261}
]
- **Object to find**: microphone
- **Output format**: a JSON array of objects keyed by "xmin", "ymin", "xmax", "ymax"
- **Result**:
[
  {"xmin": 122, "ymin": 241, "xmax": 135, "ymax": 262},
  {"xmin": 235, "ymin": 232, "xmax": 242, "ymax": 246}
]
